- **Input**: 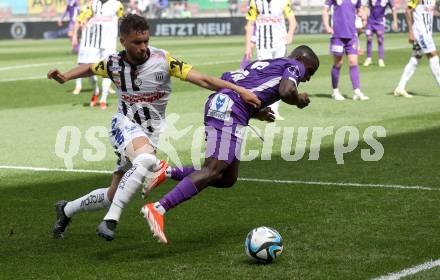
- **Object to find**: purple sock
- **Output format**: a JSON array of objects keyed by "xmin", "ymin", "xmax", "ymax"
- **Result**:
[
  {"xmin": 378, "ymin": 33, "xmax": 384, "ymax": 59},
  {"xmin": 170, "ymin": 166, "xmax": 196, "ymax": 181},
  {"xmin": 349, "ymin": 65, "xmax": 361, "ymax": 89},
  {"xmin": 331, "ymin": 65, "xmax": 341, "ymax": 89},
  {"xmin": 366, "ymin": 37, "xmax": 373, "ymax": 58},
  {"xmin": 159, "ymin": 177, "xmax": 198, "ymax": 211}
]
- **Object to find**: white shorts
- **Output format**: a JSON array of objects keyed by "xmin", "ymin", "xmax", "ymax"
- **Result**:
[
  {"xmin": 109, "ymin": 113, "xmax": 158, "ymax": 172},
  {"xmin": 77, "ymin": 47, "xmax": 116, "ymax": 64},
  {"xmin": 414, "ymin": 31, "xmax": 436, "ymax": 54},
  {"xmin": 257, "ymin": 44, "xmax": 286, "ymax": 60}
]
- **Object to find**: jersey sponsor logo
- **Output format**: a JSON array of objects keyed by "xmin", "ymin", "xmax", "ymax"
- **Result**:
[
  {"xmin": 121, "ymin": 91, "xmax": 167, "ymax": 104},
  {"xmin": 207, "ymin": 93, "xmax": 234, "ymax": 122},
  {"xmin": 110, "ymin": 65, "xmax": 122, "ymax": 72}
]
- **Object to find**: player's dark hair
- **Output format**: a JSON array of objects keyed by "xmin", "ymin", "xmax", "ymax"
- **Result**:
[
  {"xmin": 288, "ymin": 45, "xmax": 320, "ymax": 72},
  {"xmin": 119, "ymin": 14, "xmax": 149, "ymax": 36}
]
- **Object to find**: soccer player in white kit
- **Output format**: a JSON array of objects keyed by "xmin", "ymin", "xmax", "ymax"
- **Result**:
[
  {"xmin": 244, "ymin": 0, "xmax": 297, "ymax": 120},
  {"xmin": 394, "ymin": 0, "xmax": 440, "ymax": 98},
  {"xmin": 72, "ymin": 0, "xmax": 124, "ymax": 109},
  {"xmin": 48, "ymin": 14, "xmax": 261, "ymax": 241}
]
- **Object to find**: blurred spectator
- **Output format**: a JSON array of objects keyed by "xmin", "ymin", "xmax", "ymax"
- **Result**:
[
  {"xmin": 127, "ymin": 0, "xmax": 142, "ymax": 15},
  {"xmin": 228, "ymin": 0, "xmax": 238, "ymax": 16}
]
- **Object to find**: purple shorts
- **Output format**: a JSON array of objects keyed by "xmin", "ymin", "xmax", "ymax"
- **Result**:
[
  {"xmin": 330, "ymin": 37, "xmax": 358, "ymax": 56},
  {"xmin": 203, "ymin": 92, "xmax": 248, "ymax": 164},
  {"xmin": 365, "ymin": 21, "xmax": 385, "ymax": 36}
]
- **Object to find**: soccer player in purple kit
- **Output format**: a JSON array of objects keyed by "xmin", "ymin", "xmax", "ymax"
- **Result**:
[
  {"xmin": 140, "ymin": 45, "xmax": 319, "ymax": 244},
  {"xmin": 323, "ymin": 0, "xmax": 369, "ymax": 101},
  {"xmin": 362, "ymin": 0, "xmax": 398, "ymax": 67},
  {"xmin": 58, "ymin": 0, "xmax": 80, "ymax": 53}
]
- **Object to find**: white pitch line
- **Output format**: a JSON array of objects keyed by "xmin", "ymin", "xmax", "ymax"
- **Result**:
[
  {"xmin": 372, "ymin": 259, "xmax": 440, "ymax": 280},
  {"xmin": 0, "ymin": 165, "xmax": 436, "ymax": 191},
  {"xmin": 0, "ymin": 61, "xmax": 68, "ymax": 72}
]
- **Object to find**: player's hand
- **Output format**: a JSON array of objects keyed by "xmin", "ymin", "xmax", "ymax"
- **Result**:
[
  {"xmin": 57, "ymin": 20, "xmax": 63, "ymax": 27},
  {"xmin": 408, "ymin": 31, "xmax": 415, "ymax": 44},
  {"xmin": 47, "ymin": 69, "xmax": 68, "ymax": 84},
  {"xmin": 245, "ymin": 46, "xmax": 253, "ymax": 60},
  {"xmin": 297, "ymin": 93, "xmax": 310, "ymax": 109},
  {"xmin": 325, "ymin": 26, "xmax": 334, "ymax": 35},
  {"xmin": 254, "ymin": 107, "xmax": 275, "ymax": 123},
  {"xmin": 392, "ymin": 21, "xmax": 398, "ymax": 32},
  {"xmin": 240, "ymin": 89, "xmax": 261, "ymax": 108}
]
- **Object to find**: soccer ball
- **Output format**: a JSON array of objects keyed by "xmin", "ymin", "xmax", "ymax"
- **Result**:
[{"xmin": 245, "ymin": 226, "xmax": 283, "ymax": 263}]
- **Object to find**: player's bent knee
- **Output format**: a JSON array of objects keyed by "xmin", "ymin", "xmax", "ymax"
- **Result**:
[
  {"xmin": 132, "ymin": 153, "xmax": 157, "ymax": 175},
  {"xmin": 212, "ymin": 175, "xmax": 237, "ymax": 188}
]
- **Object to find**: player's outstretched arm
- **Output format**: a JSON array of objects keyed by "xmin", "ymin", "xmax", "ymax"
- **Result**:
[
  {"xmin": 405, "ymin": 5, "xmax": 415, "ymax": 43},
  {"xmin": 47, "ymin": 64, "xmax": 94, "ymax": 84},
  {"xmin": 322, "ymin": 6, "xmax": 333, "ymax": 34},
  {"xmin": 185, "ymin": 69, "xmax": 261, "ymax": 108},
  {"xmin": 279, "ymin": 79, "xmax": 310, "ymax": 108}
]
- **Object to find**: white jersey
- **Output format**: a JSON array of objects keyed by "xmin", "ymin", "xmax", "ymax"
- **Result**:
[
  {"xmin": 91, "ymin": 46, "xmax": 193, "ymax": 136},
  {"xmin": 408, "ymin": 0, "xmax": 435, "ymax": 35},
  {"xmin": 246, "ymin": 0, "xmax": 294, "ymax": 50},
  {"xmin": 77, "ymin": 0, "xmax": 123, "ymax": 50}
]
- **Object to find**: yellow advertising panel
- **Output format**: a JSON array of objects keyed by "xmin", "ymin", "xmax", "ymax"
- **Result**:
[{"xmin": 28, "ymin": 0, "xmax": 86, "ymax": 15}]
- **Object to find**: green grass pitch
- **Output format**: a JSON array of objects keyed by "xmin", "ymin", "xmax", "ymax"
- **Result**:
[{"xmin": 0, "ymin": 34, "xmax": 439, "ymax": 279}]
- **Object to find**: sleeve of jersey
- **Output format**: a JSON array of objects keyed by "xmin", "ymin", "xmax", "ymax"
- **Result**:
[
  {"xmin": 246, "ymin": 0, "xmax": 258, "ymax": 21},
  {"xmin": 282, "ymin": 63, "xmax": 305, "ymax": 87},
  {"xmin": 284, "ymin": 0, "xmax": 294, "ymax": 18},
  {"xmin": 324, "ymin": 0, "xmax": 332, "ymax": 8},
  {"xmin": 91, "ymin": 59, "xmax": 109, "ymax": 78},
  {"xmin": 117, "ymin": 2, "xmax": 124, "ymax": 17},
  {"xmin": 407, "ymin": 0, "xmax": 419, "ymax": 9},
  {"xmin": 166, "ymin": 52, "xmax": 193, "ymax": 81},
  {"xmin": 76, "ymin": 4, "xmax": 92, "ymax": 23}
]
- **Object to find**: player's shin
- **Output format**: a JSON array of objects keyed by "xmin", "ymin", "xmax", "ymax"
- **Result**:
[
  {"xmin": 349, "ymin": 65, "xmax": 360, "ymax": 90},
  {"xmin": 428, "ymin": 56, "xmax": 440, "ymax": 86},
  {"xmin": 63, "ymin": 187, "xmax": 111, "ymax": 217},
  {"xmin": 331, "ymin": 65, "xmax": 341, "ymax": 89},
  {"xmin": 398, "ymin": 57, "xmax": 418, "ymax": 90},
  {"xmin": 104, "ymin": 153, "xmax": 157, "ymax": 222},
  {"xmin": 156, "ymin": 177, "xmax": 199, "ymax": 213}
]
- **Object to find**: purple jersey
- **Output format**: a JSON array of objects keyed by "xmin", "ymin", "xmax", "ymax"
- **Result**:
[
  {"xmin": 367, "ymin": 0, "xmax": 393, "ymax": 24},
  {"xmin": 62, "ymin": 0, "xmax": 80, "ymax": 24},
  {"xmin": 326, "ymin": 0, "xmax": 361, "ymax": 39},
  {"xmin": 210, "ymin": 58, "xmax": 306, "ymax": 125}
]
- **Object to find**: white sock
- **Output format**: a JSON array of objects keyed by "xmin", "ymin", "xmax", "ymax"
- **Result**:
[
  {"xmin": 429, "ymin": 56, "xmax": 440, "ymax": 87},
  {"xmin": 75, "ymin": 78, "xmax": 82, "ymax": 89},
  {"xmin": 89, "ymin": 76, "xmax": 99, "ymax": 95},
  {"xmin": 333, "ymin": 88, "xmax": 340, "ymax": 95},
  {"xmin": 100, "ymin": 78, "xmax": 112, "ymax": 103},
  {"xmin": 398, "ymin": 57, "xmax": 418, "ymax": 90},
  {"xmin": 269, "ymin": 101, "xmax": 280, "ymax": 115},
  {"xmin": 154, "ymin": 201, "xmax": 166, "ymax": 215},
  {"xmin": 64, "ymin": 188, "xmax": 111, "ymax": 218},
  {"xmin": 104, "ymin": 153, "xmax": 157, "ymax": 222},
  {"xmin": 354, "ymin": 88, "xmax": 361, "ymax": 95}
]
